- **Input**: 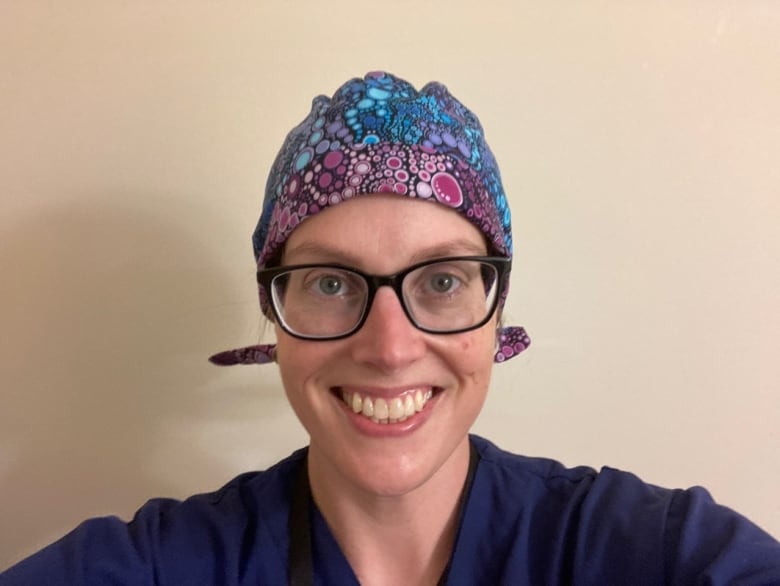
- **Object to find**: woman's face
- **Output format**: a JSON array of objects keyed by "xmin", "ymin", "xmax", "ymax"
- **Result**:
[{"xmin": 274, "ymin": 195, "xmax": 497, "ymax": 497}]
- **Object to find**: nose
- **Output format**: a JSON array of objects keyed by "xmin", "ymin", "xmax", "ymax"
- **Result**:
[{"xmin": 349, "ymin": 286, "xmax": 427, "ymax": 372}]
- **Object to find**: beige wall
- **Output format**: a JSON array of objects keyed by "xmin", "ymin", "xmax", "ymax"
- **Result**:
[{"xmin": 1, "ymin": 0, "xmax": 778, "ymax": 568}]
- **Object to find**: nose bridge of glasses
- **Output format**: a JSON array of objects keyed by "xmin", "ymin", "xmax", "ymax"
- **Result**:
[
  {"xmin": 364, "ymin": 273, "xmax": 408, "ymax": 314},
  {"xmin": 367, "ymin": 273, "xmax": 401, "ymax": 290}
]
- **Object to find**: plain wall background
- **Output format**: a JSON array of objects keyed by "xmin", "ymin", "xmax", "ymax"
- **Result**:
[{"xmin": 1, "ymin": 0, "xmax": 778, "ymax": 569}]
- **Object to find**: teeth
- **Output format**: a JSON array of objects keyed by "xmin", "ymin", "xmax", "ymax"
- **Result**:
[
  {"xmin": 403, "ymin": 395, "xmax": 415, "ymax": 417},
  {"xmin": 342, "ymin": 388, "xmax": 434, "ymax": 424},
  {"xmin": 389, "ymin": 397, "xmax": 404, "ymax": 419},
  {"xmin": 374, "ymin": 398, "xmax": 389, "ymax": 420},
  {"xmin": 414, "ymin": 390, "xmax": 424, "ymax": 412},
  {"xmin": 361, "ymin": 396, "xmax": 374, "ymax": 417}
]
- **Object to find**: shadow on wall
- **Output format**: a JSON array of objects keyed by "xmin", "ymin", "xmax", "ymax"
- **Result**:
[{"xmin": 0, "ymin": 199, "xmax": 291, "ymax": 568}]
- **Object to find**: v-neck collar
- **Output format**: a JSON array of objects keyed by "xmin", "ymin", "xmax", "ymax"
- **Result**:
[{"xmin": 288, "ymin": 439, "xmax": 481, "ymax": 586}]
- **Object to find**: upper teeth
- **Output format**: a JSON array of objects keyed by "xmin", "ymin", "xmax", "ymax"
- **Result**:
[{"xmin": 341, "ymin": 388, "xmax": 433, "ymax": 424}]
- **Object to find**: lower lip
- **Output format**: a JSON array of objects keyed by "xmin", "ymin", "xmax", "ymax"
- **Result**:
[{"xmin": 333, "ymin": 389, "xmax": 441, "ymax": 438}]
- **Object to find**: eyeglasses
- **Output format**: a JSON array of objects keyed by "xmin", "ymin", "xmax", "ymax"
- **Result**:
[{"xmin": 257, "ymin": 256, "xmax": 510, "ymax": 341}]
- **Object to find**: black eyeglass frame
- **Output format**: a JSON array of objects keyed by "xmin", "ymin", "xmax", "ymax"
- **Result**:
[{"xmin": 256, "ymin": 255, "xmax": 511, "ymax": 341}]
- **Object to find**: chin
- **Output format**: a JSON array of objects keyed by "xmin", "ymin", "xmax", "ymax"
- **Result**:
[
  {"xmin": 310, "ymin": 426, "xmax": 470, "ymax": 500},
  {"xmin": 339, "ymin": 446, "xmax": 440, "ymax": 497}
]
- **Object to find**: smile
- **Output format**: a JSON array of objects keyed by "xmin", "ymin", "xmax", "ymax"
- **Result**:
[{"xmin": 338, "ymin": 388, "xmax": 435, "ymax": 424}]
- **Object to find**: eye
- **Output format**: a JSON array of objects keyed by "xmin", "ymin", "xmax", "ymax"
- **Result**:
[
  {"xmin": 409, "ymin": 260, "xmax": 481, "ymax": 299},
  {"xmin": 317, "ymin": 274, "xmax": 345, "ymax": 296},
  {"xmin": 428, "ymin": 272, "xmax": 460, "ymax": 294}
]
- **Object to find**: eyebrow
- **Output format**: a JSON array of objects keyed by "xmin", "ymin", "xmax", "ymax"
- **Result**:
[{"xmin": 282, "ymin": 239, "xmax": 489, "ymax": 267}]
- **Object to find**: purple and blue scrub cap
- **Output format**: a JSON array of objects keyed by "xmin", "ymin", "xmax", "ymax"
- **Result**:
[{"xmin": 210, "ymin": 71, "xmax": 529, "ymax": 366}]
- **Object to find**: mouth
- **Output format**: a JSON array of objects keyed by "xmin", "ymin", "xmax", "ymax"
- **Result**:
[{"xmin": 333, "ymin": 386, "xmax": 440, "ymax": 425}]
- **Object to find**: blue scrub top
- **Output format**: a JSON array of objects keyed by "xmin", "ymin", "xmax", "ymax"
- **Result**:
[{"xmin": 2, "ymin": 435, "xmax": 779, "ymax": 585}]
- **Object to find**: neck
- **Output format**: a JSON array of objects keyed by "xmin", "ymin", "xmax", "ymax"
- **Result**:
[{"xmin": 307, "ymin": 437, "xmax": 471, "ymax": 586}]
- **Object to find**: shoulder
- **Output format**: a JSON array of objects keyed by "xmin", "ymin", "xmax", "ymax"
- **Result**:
[
  {"xmin": 469, "ymin": 433, "xmax": 600, "ymax": 504},
  {"xmin": 471, "ymin": 433, "xmax": 596, "ymax": 481},
  {"xmin": 471, "ymin": 434, "xmax": 709, "ymax": 517},
  {"xmin": 137, "ymin": 445, "xmax": 306, "ymax": 522},
  {"xmin": 466, "ymin": 435, "xmax": 780, "ymax": 584},
  {"xmin": 127, "ymin": 447, "xmax": 306, "ymax": 579},
  {"xmin": 0, "ymin": 448, "xmax": 308, "ymax": 585}
]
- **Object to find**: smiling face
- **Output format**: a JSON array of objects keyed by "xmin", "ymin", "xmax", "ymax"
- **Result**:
[{"xmin": 274, "ymin": 195, "xmax": 498, "ymax": 498}]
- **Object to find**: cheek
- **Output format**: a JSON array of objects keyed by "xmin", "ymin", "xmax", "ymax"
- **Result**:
[
  {"xmin": 274, "ymin": 327, "xmax": 340, "ymax": 394},
  {"xmin": 274, "ymin": 334, "xmax": 326, "ymax": 431},
  {"xmin": 451, "ymin": 330, "xmax": 495, "ymax": 422},
  {"xmin": 274, "ymin": 330, "xmax": 312, "ymax": 396},
  {"xmin": 444, "ymin": 325, "xmax": 496, "ymax": 382}
]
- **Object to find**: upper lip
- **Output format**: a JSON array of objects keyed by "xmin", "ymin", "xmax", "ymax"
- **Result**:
[{"xmin": 334, "ymin": 384, "xmax": 438, "ymax": 400}]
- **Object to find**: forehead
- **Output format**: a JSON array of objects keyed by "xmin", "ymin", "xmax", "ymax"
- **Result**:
[{"xmin": 282, "ymin": 195, "xmax": 488, "ymax": 268}]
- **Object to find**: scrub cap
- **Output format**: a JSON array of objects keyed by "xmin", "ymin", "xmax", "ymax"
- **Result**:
[{"xmin": 211, "ymin": 71, "xmax": 529, "ymax": 366}]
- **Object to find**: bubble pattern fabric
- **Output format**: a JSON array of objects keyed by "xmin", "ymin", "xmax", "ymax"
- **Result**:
[
  {"xmin": 210, "ymin": 72, "xmax": 529, "ymax": 366},
  {"xmin": 254, "ymin": 71, "xmax": 512, "ymax": 268}
]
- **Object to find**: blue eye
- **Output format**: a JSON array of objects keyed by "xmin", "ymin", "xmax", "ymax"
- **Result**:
[
  {"xmin": 317, "ymin": 275, "xmax": 345, "ymax": 296},
  {"xmin": 429, "ymin": 273, "xmax": 459, "ymax": 293}
]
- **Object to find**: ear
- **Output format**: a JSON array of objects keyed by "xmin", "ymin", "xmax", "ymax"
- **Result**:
[{"xmin": 493, "ymin": 312, "xmax": 504, "ymax": 351}]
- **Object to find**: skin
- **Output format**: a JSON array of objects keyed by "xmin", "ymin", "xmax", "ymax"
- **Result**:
[{"xmin": 274, "ymin": 194, "xmax": 498, "ymax": 586}]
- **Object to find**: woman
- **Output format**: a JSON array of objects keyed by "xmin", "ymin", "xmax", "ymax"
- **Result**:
[{"xmin": 2, "ymin": 71, "xmax": 778, "ymax": 585}]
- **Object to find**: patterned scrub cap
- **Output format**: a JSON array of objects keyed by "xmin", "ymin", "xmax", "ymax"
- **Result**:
[{"xmin": 210, "ymin": 71, "xmax": 529, "ymax": 366}]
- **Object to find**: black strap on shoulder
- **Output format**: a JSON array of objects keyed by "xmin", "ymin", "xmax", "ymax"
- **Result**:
[
  {"xmin": 288, "ymin": 454, "xmax": 313, "ymax": 586},
  {"xmin": 288, "ymin": 441, "xmax": 480, "ymax": 586},
  {"xmin": 437, "ymin": 440, "xmax": 479, "ymax": 586}
]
